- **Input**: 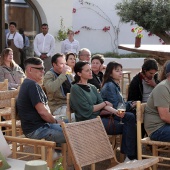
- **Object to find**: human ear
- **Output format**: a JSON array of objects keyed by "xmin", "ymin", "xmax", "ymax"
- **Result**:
[{"xmin": 77, "ymin": 72, "xmax": 81, "ymax": 77}]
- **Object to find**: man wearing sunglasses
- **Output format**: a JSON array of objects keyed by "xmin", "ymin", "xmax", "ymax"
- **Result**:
[{"xmin": 16, "ymin": 57, "xmax": 65, "ymax": 149}]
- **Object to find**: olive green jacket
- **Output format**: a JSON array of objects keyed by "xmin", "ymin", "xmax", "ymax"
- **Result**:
[{"xmin": 43, "ymin": 70, "xmax": 73, "ymax": 114}]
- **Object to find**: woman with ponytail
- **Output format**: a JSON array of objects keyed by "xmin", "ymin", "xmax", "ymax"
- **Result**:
[{"xmin": 70, "ymin": 61, "xmax": 137, "ymax": 162}]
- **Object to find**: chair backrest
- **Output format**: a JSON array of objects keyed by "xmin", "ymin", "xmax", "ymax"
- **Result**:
[
  {"xmin": 0, "ymin": 79, "xmax": 8, "ymax": 91},
  {"xmin": 0, "ymin": 89, "xmax": 19, "ymax": 136},
  {"xmin": 136, "ymin": 101, "xmax": 146, "ymax": 124},
  {"xmin": 136, "ymin": 101, "xmax": 146, "ymax": 160},
  {"xmin": 125, "ymin": 83, "xmax": 129, "ymax": 101},
  {"xmin": 0, "ymin": 89, "xmax": 18, "ymax": 108},
  {"xmin": 66, "ymin": 93, "xmax": 74, "ymax": 122},
  {"xmin": 61, "ymin": 117, "xmax": 115, "ymax": 170}
]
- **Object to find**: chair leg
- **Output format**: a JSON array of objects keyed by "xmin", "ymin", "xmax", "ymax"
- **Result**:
[
  {"xmin": 152, "ymin": 145, "xmax": 158, "ymax": 170},
  {"xmin": 62, "ymin": 143, "xmax": 67, "ymax": 170},
  {"xmin": 47, "ymin": 147, "xmax": 53, "ymax": 169},
  {"xmin": 67, "ymin": 146, "xmax": 73, "ymax": 166},
  {"xmin": 91, "ymin": 163, "xmax": 95, "ymax": 170},
  {"xmin": 12, "ymin": 141, "xmax": 17, "ymax": 159}
]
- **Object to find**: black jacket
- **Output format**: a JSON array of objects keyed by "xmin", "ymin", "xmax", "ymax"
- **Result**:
[
  {"xmin": 127, "ymin": 73, "xmax": 159, "ymax": 102},
  {"xmin": 88, "ymin": 71, "xmax": 103, "ymax": 90}
]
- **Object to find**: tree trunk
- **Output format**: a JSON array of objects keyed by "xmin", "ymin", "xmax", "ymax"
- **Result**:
[{"xmin": 154, "ymin": 32, "xmax": 170, "ymax": 44}]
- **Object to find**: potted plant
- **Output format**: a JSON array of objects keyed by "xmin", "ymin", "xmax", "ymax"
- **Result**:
[
  {"xmin": 56, "ymin": 17, "xmax": 68, "ymax": 41},
  {"xmin": 131, "ymin": 26, "xmax": 143, "ymax": 48}
]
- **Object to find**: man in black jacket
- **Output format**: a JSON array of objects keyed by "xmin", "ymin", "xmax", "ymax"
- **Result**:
[{"xmin": 128, "ymin": 58, "xmax": 159, "ymax": 102}]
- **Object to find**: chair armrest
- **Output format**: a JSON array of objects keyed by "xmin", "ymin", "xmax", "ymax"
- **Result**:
[{"xmin": 4, "ymin": 136, "xmax": 56, "ymax": 147}]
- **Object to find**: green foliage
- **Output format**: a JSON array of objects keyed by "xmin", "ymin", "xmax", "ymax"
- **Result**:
[
  {"xmin": 92, "ymin": 52, "xmax": 149, "ymax": 58},
  {"xmin": 56, "ymin": 17, "xmax": 68, "ymax": 41},
  {"xmin": 115, "ymin": 0, "xmax": 170, "ymax": 34},
  {"xmin": 50, "ymin": 158, "xmax": 63, "ymax": 170}
]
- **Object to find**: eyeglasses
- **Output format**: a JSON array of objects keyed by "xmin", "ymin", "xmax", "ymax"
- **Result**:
[{"xmin": 31, "ymin": 67, "xmax": 45, "ymax": 71}]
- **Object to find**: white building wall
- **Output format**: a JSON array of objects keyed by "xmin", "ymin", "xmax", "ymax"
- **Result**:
[
  {"xmin": 72, "ymin": 0, "xmax": 162, "ymax": 54},
  {"xmin": 33, "ymin": 0, "xmax": 74, "ymax": 53}
]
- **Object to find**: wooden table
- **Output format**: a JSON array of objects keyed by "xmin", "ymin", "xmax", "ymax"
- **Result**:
[{"xmin": 118, "ymin": 44, "xmax": 170, "ymax": 65}]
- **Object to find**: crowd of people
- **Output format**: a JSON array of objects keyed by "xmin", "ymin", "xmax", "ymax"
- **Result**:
[{"xmin": 1, "ymin": 21, "xmax": 170, "ymax": 162}]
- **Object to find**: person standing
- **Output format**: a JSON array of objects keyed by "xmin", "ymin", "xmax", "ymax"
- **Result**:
[
  {"xmin": 61, "ymin": 30, "xmax": 80, "ymax": 55},
  {"xmin": 19, "ymin": 28, "xmax": 30, "ymax": 71},
  {"xmin": 34, "ymin": 23, "xmax": 55, "ymax": 72},
  {"xmin": 5, "ymin": 23, "xmax": 9, "ymax": 36},
  {"xmin": 6, "ymin": 22, "xmax": 24, "ymax": 65}
]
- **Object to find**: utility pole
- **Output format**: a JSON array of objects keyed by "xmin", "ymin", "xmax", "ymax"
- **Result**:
[{"xmin": 0, "ymin": 0, "xmax": 5, "ymax": 52}]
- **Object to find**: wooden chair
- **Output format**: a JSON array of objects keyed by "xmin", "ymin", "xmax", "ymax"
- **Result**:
[
  {"xmin": 125, "ymin": 83, "xmax": 129, "ymax": 101},
  {"xmin": 121, "ymin": 71, "xmax": 131, "ymax": 94},
  {"xmin": 4, "ymin": 135, "xmax": 56, "ymax": 169},
  {"xmin": 0, "ymin": 79, "xmax": 8, "ymax": 91},
  {"xmin": 61, "ymin": 117, "xmax": 160, "ymax": 170},
  {"xmin": 10, "ymin": 97, "xmax": 67, "ymax": 169},
  {"xmin": 136, "ymin": 101, "xmax": 170, "ymax": 170},
  {"xmin": 66, "ymin": 93, "xmax": 124, "ymax": 162},
  {"xmin": 0, "ymin": 90, "xmax": 21, "ymax": 135}
]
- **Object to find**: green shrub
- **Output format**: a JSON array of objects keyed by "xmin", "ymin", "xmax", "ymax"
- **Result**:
[{"xmin": 92, "ymin": 52, "xmax": 149, "ymax": 58}]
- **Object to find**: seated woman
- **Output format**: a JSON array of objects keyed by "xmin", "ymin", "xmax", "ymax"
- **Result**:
[
  {"xmin": 66, "ymin": 52, "xmax": 76, "ymax": 76},
  {"xmin": 88, "ymin": 54, "xmax": 104, "ymax": 89},
  {"xmin": 70, "ymin": 61, "xmax": 137, "ymax": 161},
  {"xmin": 0, "ymin": 48, "xmax": 25, "ymax": 90},
  {"xmin": 100, "ymin": 61, "xmax": 136, "ymax": 112}
]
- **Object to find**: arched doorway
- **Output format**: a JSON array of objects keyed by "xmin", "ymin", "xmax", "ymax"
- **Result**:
[{"xmin": 1, "ymin": 0, "xmax": 42, "ymax": 57}]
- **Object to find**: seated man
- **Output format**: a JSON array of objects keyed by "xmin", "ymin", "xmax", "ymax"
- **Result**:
[
  {"xmin": 43, "ymin": 53, "xmax": 74, "ymax": 120},
  {"xmin": 144, "ymin": 61, "xmax": 170, "ymax": 142},
  {"xmin": 78, "ymin": 48, "xmax": 91, "ymax": 62},
  {"xmin": 128, "ymin": 58, "xmax": 159, "ymax": 103},
  {"xmin": 17, "ymin": 57, "xmax": 65, "ymax": 145}
]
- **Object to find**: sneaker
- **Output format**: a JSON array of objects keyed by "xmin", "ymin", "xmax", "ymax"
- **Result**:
[
  {"xmin": 124, "ymin": 156, "xmax": 137, "ymax": 163},
  {"xmin": 124, "ymin": 156, "xmax": 131, "ymax": 162},
  {"xmin": 53, "ymin": 150, "xmax": 62, "ymax": 160}
]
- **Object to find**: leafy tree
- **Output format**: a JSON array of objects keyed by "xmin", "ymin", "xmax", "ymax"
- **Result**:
[{"xmin": 115, "ymin": 0, "xmax": 170, "ymax": 44}]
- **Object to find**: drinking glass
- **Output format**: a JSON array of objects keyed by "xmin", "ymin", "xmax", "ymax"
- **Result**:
[
  {"xmin": 117, "ymin": 102, "xmax": 126, "ymax": 124},
  {"xmin": 65, "ymin": 65, "xmax": 72, "ymax": 75}
]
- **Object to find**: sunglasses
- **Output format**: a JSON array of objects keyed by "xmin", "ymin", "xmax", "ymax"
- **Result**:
[{"xmin": 31, "ymin": 67, "xmax": 45, "ymax": 71}]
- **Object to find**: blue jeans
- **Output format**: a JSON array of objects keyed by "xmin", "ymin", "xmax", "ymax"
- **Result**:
[
  {"xmin": 102, "ymin": 112, "xmax": 137, "ymax": 159},
  {"xmin": 26, "ymin": 123, "xmax": 66, "ymax": 144},
  {"xmin": 150, "ymin": 124, "xmax": 170, "ymax": 141}
]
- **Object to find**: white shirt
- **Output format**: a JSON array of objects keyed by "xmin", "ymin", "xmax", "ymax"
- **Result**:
[
  {"xmin": 6, "ymin": 32, "xmax": 24, "ymax": 49},
  {"xmin": 61, "ymin": 39, "xmax": 80, "ymax": 54},
  {"xmin": 34, "ymin": 33, "xmax": 55, "ymax": 57}
]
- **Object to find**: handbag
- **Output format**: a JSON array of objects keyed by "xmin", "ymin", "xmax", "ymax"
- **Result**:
[{"xmin": 100, "ymin": 109, "xmax": 115, "ymax": 133}]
